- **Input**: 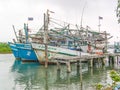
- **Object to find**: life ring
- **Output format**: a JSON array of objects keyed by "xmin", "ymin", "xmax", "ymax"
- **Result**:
[{"xmin": 95, "ymin": 52, "xmax": 103, "ymax": 55}]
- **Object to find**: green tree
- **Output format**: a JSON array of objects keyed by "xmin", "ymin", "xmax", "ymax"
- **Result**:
[{"xmin": 117, "ymin": 0, "xmax": 120, "ymax": 23}]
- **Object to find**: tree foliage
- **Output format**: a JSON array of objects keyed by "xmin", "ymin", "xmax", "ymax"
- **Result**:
[
  {"xmin": 117, "ymin": 0, "xmax": 120, "ymax": 23},
  {"xmin": 0, "ymin": 42, "xmax": 12, "ymax": 53}
]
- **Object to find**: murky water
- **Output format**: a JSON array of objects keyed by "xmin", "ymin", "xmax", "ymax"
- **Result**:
[{"xmin": 0, "ymin": 54, "xmax": 119, "ymax": 90}]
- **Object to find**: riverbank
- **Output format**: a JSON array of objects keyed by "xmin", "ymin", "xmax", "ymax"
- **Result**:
[{"xmin": 0, "ymin": 42, "xmax": 12, "ymax": 54}]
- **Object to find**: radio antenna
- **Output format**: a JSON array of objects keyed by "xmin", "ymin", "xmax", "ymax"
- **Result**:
[{"xmin": 80, "ymin": 1, "xmax": 87, "ymax": 28}]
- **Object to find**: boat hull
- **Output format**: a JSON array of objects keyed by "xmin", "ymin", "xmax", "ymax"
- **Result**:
[
  {"xmin": 8, "ymin": 42, "xmax": 20, "ymax": 59},
  {"xmin": 8, "ymin": 42, "xmax": 38, "ymax": 62},
  {"xmin": 32, "ymin": 43, "xmax": 90, "ymax": 64}
]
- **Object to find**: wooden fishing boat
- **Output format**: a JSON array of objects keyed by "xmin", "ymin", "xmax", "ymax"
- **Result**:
[
  {"xmin": 31, "ymin": 10, "xmax": 111, "ymax": 64},
  {"xmin": 8, "ymin": 24, "xmax": 38, "ymax": 62}
]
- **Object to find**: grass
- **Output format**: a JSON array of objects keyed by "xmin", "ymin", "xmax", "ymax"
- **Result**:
[{"xmin": 0, "ymin": 42, "xmax": 12, "ymax": 54}]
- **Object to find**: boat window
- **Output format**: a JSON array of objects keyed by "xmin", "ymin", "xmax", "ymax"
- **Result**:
[{"xmin": 61, "ymin": 41, "xmax": 65, "ymax": 45}]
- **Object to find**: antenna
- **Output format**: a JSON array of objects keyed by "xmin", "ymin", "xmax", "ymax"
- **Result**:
[{"xmin": 80, "ymin": 1, "xmax": 87, "ymax": 28}]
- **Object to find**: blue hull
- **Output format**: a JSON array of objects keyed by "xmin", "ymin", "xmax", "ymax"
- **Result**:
[
  {"xmin": 8, "ymin": 42, "xmax": 20, "ymax": 59},
  {"xmin": 8, "ymin": 42, "xmax": 38, "ymax": 62}
]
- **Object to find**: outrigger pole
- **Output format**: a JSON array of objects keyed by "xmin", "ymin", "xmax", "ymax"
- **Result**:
[{"xmin": 12, "ymin": 25, "xmax": 18, "ymax": 42}]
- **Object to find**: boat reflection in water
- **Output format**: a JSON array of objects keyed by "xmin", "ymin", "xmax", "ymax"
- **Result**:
[{"xmin": 11, "ymin": 60, "xmax": 110, "ymax": 90}]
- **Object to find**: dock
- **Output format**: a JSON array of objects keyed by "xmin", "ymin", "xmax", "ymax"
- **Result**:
[{"xmin": 53, "ymin": 53, "xmax": 120, "ymax": 73}]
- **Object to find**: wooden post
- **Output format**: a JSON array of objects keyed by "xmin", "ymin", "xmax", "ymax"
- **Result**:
[
  {"xmin": 112, "ymin": 56, "xmax": 115, "ymax": 65},
  {"xmin": 45, "ymin": 43, "xmax": 48, "ymax": 68},
  {"xmin": 105, "ymin": 56, "xmax": 109, "ymax": 66},
  {"xmin": 45, "ymin": 69, "xmax": 48, "ymax": 90},
  {"xmin": 109, "ymin": 56, "xmax": 114, "ymax": 65},
  {"xmin": 80, "ymin": 59, "xmax": 83, "ymax": 90},
  {"xmin": 67, "ymin": 73, "xmax": 70, "ymax": 90},
  {"xmin": 77, "ymin": 60, "xmax": 80, "ymax": 67},
  {"xmin": 109, "ymin": 56, "xmax": 114, "ymax": 66},
  {"xmin": 104, "ymin": 31, "xmax": 108, "ymax": 53},
  {"xmin": 57, "ymin": 68, "xmax": 60, "ymax": 80},
  {"xmin": 90, "ymin": 58, "xmax": 93, "ymax": 68},
  {"xmin": 90, "ymin": 67, "xmax": 93, "ymax": 76},
  {"xmin": 56, "ymin": 61, "xmax": 61, "ymax": 71},
  {"xmin": 77, "ymin": 60, "xmax": 80, "ymax": 75},
  {"xmin": 98, "ymin": 58, "xmax": 101, "ymax": 68},
  {"xmin": 102, "ymin": 57, "xmax": 105, "ymax": 66},
  {"xmin": 108, "ymin": 56, "xmax": 111, "ymax": 65},
  {"xmin": 66, "ymin": 62, "xmax": 71, "ymax": 73},
  {"xmin": 44, "ymin": 11, "xmax": 49, "ymax": 68},
  {"xmin": 117, "ymin": 56, "xmax": 119, "ymax": 65}
]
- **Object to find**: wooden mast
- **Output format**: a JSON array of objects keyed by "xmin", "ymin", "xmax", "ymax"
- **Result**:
[
  {"xmin": 12, "ymin": 25, "xmax": 18, "ymax": 42},
  {"xmin": 44, "ymin": 10, "xmax": 49, "ymax": 68}
]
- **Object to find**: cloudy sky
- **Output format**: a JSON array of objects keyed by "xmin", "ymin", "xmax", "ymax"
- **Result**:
[{"xmin": 0, "ymin": 0, "xmax": 119, "ymax": 44}]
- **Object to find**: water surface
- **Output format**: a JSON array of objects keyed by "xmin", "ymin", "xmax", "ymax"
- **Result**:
[{"xmin": 0, "ymin": 54, "xmax": 118, "ymax": 90}]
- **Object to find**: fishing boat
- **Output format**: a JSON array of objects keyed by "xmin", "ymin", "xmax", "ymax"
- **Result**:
[
  {"xmin": 114, "ymin": 84, "xmax": 120, "ymax": 90},
  {"xmin": 8, "ymin": 42, "xmax": 20, "ymax": 59},
  {"xmin": 31, "ymin": 29, "xmax": 110, "ymax": 64},
  {"xmin": 114, "ymin": 41, "xmax": 120, "ymax": 53},
  {"xmin": 8, "ymin": 42, "xmax": 38, "ymax": 61},
  {"xmin": 9, "ymin": 10, "xmax": 112, "ymax": 64},
  {"xmin": 32, "ymin": 43, "xmax": 90, "ymax": 64},
  {"xmin": 8, "ymin": 24, "xmax": 38, "ymax": 62},
  {"xmin": 31, "ymin": 10, "xmax": 112, "ymax": 64}
]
